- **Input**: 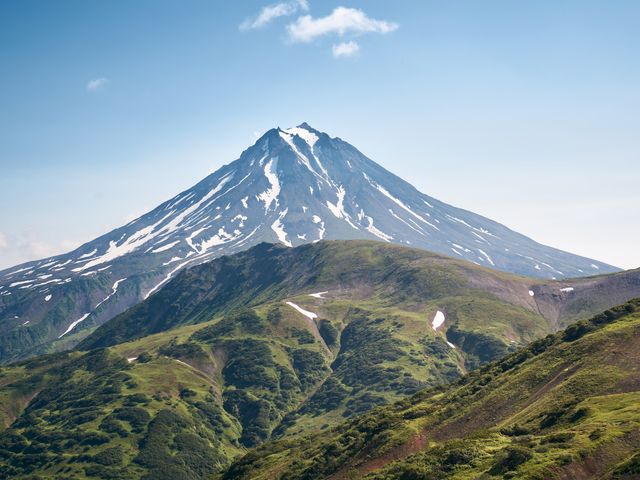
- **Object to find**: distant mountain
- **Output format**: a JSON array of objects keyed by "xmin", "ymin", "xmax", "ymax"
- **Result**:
[
  {"xmin": 0, "ymin": 123, "xmax": 619, "ymax": 361},
  {"xmin": 223, "ymin": 298, "xmax": 640, "ymax": 480}
]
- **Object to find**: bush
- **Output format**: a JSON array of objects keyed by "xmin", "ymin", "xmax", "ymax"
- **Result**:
[
  {"xmin": 221, "ymin": 339, "xmax": 278, "ymax": 390},
  {"xmin": 290, "ymin": 349, "xmax": 328, "ymax": 390},
  {"xmin": 562, "ymin": 321, "xmax": 594, "ymax": 342},
  {"xmin": 99, "ymin": 417, "xmax": 129, "ymax": 438},
  {"xmin": 137, "ymin": 352, "xmax": 152, "ymax": 363},
  {"xmin": 123, "ymin": 393, "xmax": 150, "ymax": 406},
  {"xmin": 489, "ymin": 446, "xmax": 533, "ymax": 474},
  {"xmin": 114, "ymin": 407, "xmax": 151, "ymax": 433},
  {"xmin": 290, "ymin": 328, "xmax": 316, "ymax": 345},
  {"xmin": 446, "ymin": 325, "xmax": 509, "ymax": 366},
  {"xmin": 500, "ymin": 424, "xmax": 530, "ymax": 436},
  {"xmin": 541, "ymin": 432, "xmax": 575, "ymax": 444},
  {"xmin": 222, "ymin": 390, "xmax": 273, "ymax": 447},
  {"xmin": 318, "ymin": 320, "xmax": 339, "ymax": 348},
  {"xmin": 267, "ymin": 307, "xmax": 282, "ymax": 325},
  {"xmin": 93, "ymin": 446, "xmax": 124, "ymax": 466},
  {"xmin": 179, "ymin": 388, "xmax": 197, "ymax": 399},
  {"xmin": 159, "ymin": 341, "xmax": 206, "ymax": 361}
]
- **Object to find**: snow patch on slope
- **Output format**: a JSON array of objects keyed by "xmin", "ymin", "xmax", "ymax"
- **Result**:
[
  {"xmin": 73, "ymin": 173, "xmax": 235, "ymax": 272},
  {"xmin": 477, "ymin": 249, "xmax": 495, "ymax": 266},
  {"xmin": 432, "ymin": 310, "xmax": 446, "ymax": 330},
  {"xmin": 271, "ymin": 209, "xmax": 292, "ymax": 247},
  {"xmin": 309, "ymin": 291, "xmax": 328, "ymax": 298},
  {"xmin": 151, "ymin": 240, "xmax": 180, "ymax": 253},
  {"xmin": 284, "ymin": 126, "xmax": 319, "ymax": 148},
  {"xmin": 364, "ymin": 173, "xmax": 439, "ymax": 231},
  {"xmin": 257, "ymin": 158, "xmax": 280, "ymax": 212},
  {"xmin": 59, "ymin": 313, "xmax": 90, "ymax": 338},
  {"xmin": 362, "ymin": 212, "xmax": 393, "ymax": 242},
  {"xmin": 286, "ymin": 301, "xmax": 317, "ymax": 320},
  {"xmin": 326, "ymin": 185, "xmax": 359, "ymax": 229}
]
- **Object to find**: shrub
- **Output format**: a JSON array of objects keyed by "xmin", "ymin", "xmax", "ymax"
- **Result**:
[
  {"xmin": 123, "ymin": 393, "xmax": 150, "ymax": 406},
  {"xmin": 137, "ymin": 352, "xmax": 152, "ymax": 363},
  {"xmin": 290, "ymin": 328, "xmax": 316, "ymax": 345},
  {"xmin": 114, "ymin": 407, "xmax": 151, "ymax": 433},
  {"xmin": 79, "ymin": 432, "xmax": 110, "ymax": 446},
  {"xmin": 500, "ymin": 424, "xmax": 530, "ymax": 436},
  {"xmin": 99, "ymin": 417, "xmax": 129, "ymax": 438},
  {"xmin": 290, "ymin": 349, "xmax": 328, "ymax": 391},
  {"xmin": 318, "ymin": 320, "xmax": 339, "ymax": 348},
  {"xmin": 179, "ymin": 388, "xmax": 197, "ymax": 399},
  {"xmin": 489, "ymin": 446, "xmax": 533, "ymax": 474},
  {"xmin": 159, "ymin": 341, "xmax": 206, "ymax": 361},
  {"xmin": 93, "ymin": 446, "xmax": 124, "ymax": 466}
]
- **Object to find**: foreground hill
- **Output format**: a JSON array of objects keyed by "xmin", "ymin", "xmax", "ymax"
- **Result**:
[
  {"xmin": 222, "ymin": 298, "xmax": 640, "ymax": 480},
  {"xmin": 1, "ymin": 296, "xmax": 637, "ymax": 480},
  {"xmin": 0, "ymin": 123, "xmax": 619, "ymax": 363}
]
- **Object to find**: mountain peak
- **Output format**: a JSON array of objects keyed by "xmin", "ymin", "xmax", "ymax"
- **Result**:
[
  {"xmin": 0, "ymin": 123, "xmax": 620, "ymax": 355},
  {"xmin": 296, "ymin": 121, "xmax": 315, "ymax": 131}
]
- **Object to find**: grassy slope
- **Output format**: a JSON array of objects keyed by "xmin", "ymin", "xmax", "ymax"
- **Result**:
[
  {"xmin": 0, "ymin": 240, "xmax": 552, "ymax": 479},
  {"xmin": 222, "ymin": 299, "xmax": 640, "ymax": 480},
  {"xmin": 74, "ymin": 241, "xmax": 640, "ymax": 439},
  {"xmin": 1, "ymin": 242, "xmax": 639, "ymax": 479},
  {"xmin": 78, "ymin": 241, "xmax": 640, "ymax": 355},
  {"xmin": 0, "ymin": 306, "xmax": 332, "ymax": 479},
  {"xmin": 77, "ymin": 241, "xmax": 559, "ymax": 435}
]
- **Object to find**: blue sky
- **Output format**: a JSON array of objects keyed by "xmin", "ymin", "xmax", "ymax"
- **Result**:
[{"xmin": 1, "ymin": 0, "xmax": 639, "ymax": 269}]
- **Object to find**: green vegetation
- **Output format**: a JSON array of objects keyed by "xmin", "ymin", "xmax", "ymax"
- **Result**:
[
  {"xmin": 0, "ymin": 301, "xmax": 340, "ymax": 478},
  {"xmin": 79, "ymin": 241, "xmax": 578, "ymax": 355},
  {"xmin": 72, "ymin": 241, "xmax": 571, "ymax": 441},
  {"xmin": 2, "ymin": 240, "xmax": 639, "ymax": 479},
  {"xmin": 221, "ymin": 298, "xmax": 640, "ymax": 480}
]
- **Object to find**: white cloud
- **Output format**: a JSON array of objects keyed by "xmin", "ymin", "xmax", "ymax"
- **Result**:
[
  {"xmin": 86, "ymin": 77, "xmax": 110, "ymax": 92},
  {"xmin": 332, "ymin": 41, "xmax": 359, "ymax": 58},
  {"xmin": 287, "ymin": 7, "xmax": 398, "ymax": 43},
  {"xmin": 240, "ymin": 0, "xmax": 309, "ymax": 31},
  {"xmin": 0, "ymin": 234, "xmax": 83, "ymax": 270}
]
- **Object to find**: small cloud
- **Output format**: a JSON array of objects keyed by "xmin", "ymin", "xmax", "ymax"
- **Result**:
[
  {"xmin": 240, "ymin": 0, "xmax": 308, "ymax": 31},
  {"xmin": 332, "ymin": 41, "xmax": 359, "ymax": 58},
  {"xmin": 287, "ymin": 7, "xmax": 398, "ymax": 43},
  {"xmin": 86, "ymin": 77, "xmax": 110, "ymax": 92},
  {"xmin": 22, "ymin": 239, "xmax": 61, "ymax": 259},
  {"xmin": 0, "ymin": 232, "xmax": 8, "ymax": 250}
]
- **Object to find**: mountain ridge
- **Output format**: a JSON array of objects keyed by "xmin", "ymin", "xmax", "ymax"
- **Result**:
[
  {"xmin": 0, "ymin": 123, "xmax": 620, "ymax": 362},
  {"xmin": 77, "ymin": 240, "xmax": 639, "ymax": 355}
]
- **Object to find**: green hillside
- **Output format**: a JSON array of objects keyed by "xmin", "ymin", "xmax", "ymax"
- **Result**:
[
  {"xmin": 223, "ymin": 299, "xmax": 640, "ymax": 480},
  {"xmin": 0, "ymin": 242, "xmax": 638, "ymax": 479}
]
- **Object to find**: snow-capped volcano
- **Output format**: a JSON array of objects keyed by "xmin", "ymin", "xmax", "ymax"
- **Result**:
[{"xmin": 0, "ymin": 123, "xmax": 619, "ymax": 360}]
